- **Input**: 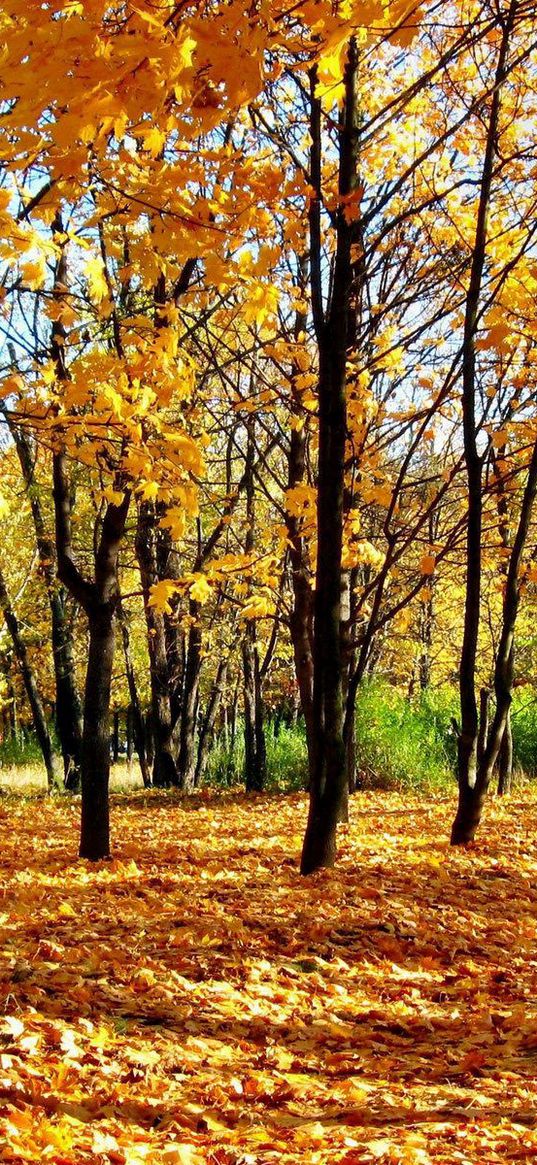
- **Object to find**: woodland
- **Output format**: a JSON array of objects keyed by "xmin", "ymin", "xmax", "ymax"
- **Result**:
[{"xmin": 1, "ymin": 0, "xmax": 537, "ymax": 1161}]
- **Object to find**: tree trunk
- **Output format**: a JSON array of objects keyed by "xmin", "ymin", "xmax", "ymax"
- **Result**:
[
  {"xmin": 0, "ymin": 566, "xmax": 60, "ymax": 789},
  {"xmin": 145, "ymin": 711, "xmax": 155, "ymax": 769},
  {"xmin": 451, "ymin": 6, "xmax": 517, "ymax": 844},
  {"xmin": 240, "ymin": 411, "xmax": 267, "ymax": 794},
  {"xmin": 79, "ymin": 609, "xmax": 115, "ymax": 859},
  {"xmin": 301, "ymin": 43, "xmax": 359, "ymax": 874},
  {"xmin": 52, "ymin": 595, "xmax": 83, "ymax": 790},
  {"xmin": 136, "ymin": 502, "xmax": 178, "ymax": 786},
  {"xmin": 286, "ymin": 257, "xmax": 315, "ymax": 769},
  {"xmin": 112, "ymin": 710, "xmax": 120, "ymax": 764},
  {"xmin": 195, "ymin": 657, "xmax": 227, "ymax": 787},
  {"xmin": 3, "ymin": 417, "xmax": 83, "ymax": 786},
  {"xmin": 177, "ymin": 610, "xmax": 201, "ymax": 790},
  {"xmin": 54, "ymin": 448, "xmax": 130, "ymax": 858},
  {"xmin": 243, "ymin": 627, "xmax": 266, "ymax": 792},
  {"xmin": 497, "ymin": 707, "xmax": 513, "ymax": 795},
  {"xmin": 119, "ymin": 603, "xmax": 151, "ymax": 787},
  {"xmin": 127, "ymin": 705, "xmax": 134, "ymax": 765}
]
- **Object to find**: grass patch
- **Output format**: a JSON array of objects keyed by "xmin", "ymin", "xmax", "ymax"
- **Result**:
[{"xmin": 354, "ymin": 680, "xmax": 456, "ymax": 791}]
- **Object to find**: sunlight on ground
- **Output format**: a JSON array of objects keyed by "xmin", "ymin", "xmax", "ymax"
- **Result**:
[
  {"xmin": 0, "ymin": 760, "xmax": 143, "ymax": 793},
  {"xmin": 1, "ymin": 791, "xmax": 537, "ymax": 1163}
]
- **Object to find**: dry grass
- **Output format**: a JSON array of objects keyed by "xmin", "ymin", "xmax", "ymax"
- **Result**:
[{"xmin": 0, "ymin": 760, "xmax": 144, "ymax": 793}]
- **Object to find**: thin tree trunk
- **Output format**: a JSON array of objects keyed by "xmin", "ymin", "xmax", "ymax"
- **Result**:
[
  {"xmin": 243, "ymin": 626, "xmax": 266, "ymax": 792},
  {"xmin": 119, "ymin": 602, "xmax": 151, "ymax": 786},
  {"xmin": 451, "ymin": 4, "xmax": 518, "ymax": 844},
  {"xmin": 177, "ymin": 609, "xmax": 202, "ymax": 790},
  {"xmin": 145, "ymin": 711, "xmax": 155, "ymax": 769},
  {"xmin": 241, "ymin": 413, "xmax": 267, "ymax": 793},
  {"xmin": 491, "ymin": 441, "xmax": 514, "ymax": 797},
  {"xmin": 301, "ymin": 42, "xmax": 360, "ymax": 873},
  {"xmin": 195, "ymin": 657, "xmax": 227, "ymax": 786},
  {"xmin": 452, "ymin": 432, "xmax": 537, "ymax": 841},
  {"xmin": 3, "ymin": 414, "xmax": 83, "ymax": 786},
  {"xmin": 0, "ymin": 565, "xmax": 60, "ymax": 790},
  {"xmin": 80, "ymin": 609, "xmax": 115, "ymax": 859},
  {"xmin": 497, "ymin": 704, "xmax": 513, "ymax": 795},
  {"xmin": 136, "ymin": 502, "xmax": 178, "ymax": 786},
  {"xmin": 286, "ymin": 256, "xmax": 315, "ymax": 768},
  {"xmin": 127, "ymin": 705, "xmax": 134, "ymax": 765},
  {"xmin": 112, "ymin": 710, "xmax": 120, "ymax": 764},
  {"xmin": 53, "ymin": 449, "xmax": 130, "ymax": 858}
]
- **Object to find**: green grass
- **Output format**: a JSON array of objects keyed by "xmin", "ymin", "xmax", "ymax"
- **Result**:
[
  {"xmin": 510, "ymin": 694, "xmax": 537, "ymax": 776},
  {"xmin": 204, "ymin": 719, "xmax": 309, "ymax": 792},
  {"xmin": 0, "ymin": 731, "xmax": 46, "ymax": 768},
  {"xmin": 353, "ymin": 680, "xmax": 457, "ymax": 792}
]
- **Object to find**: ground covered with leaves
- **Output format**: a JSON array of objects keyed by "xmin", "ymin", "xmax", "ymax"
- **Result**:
[{"xmin": 1, "ymin": 790, "xmax": 537, "ymax": 1164}]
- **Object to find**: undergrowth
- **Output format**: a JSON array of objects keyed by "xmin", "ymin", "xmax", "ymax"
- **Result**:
[{"xmin": 5, "ymin": 681, "xmax": 537, "ymax": 793}]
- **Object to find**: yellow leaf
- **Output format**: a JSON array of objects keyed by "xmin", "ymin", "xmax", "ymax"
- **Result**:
[
  {"xmin": 189, "ymin": 574, "xmax": 212, "ymax": 604},
  {"xmin": 58, "ymin": 901, "xmax": 77, "ymax": 918},
  {"xmin": 149, "ymin": 579, "xmax": 178, "ymax": 614}
]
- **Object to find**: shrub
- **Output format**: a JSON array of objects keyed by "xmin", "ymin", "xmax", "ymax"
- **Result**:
[
  {"xmin": 511, "ymin": 693, "xmax": 537, "ymax": 776},
  {"xmin": 0, "ymin": 731, "xmax": 45, "ymax": 768},
  {"xmin": 354, "ymin": 680, "xmax": 455, "ymax": 792},
  {"xmin": 204, "ymin": 719, "xmax": 308, "ymax": 792}
]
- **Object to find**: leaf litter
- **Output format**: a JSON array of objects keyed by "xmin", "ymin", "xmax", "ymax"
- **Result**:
[{"xmin": 1, "ymin": 790, "xmax": 537, "ymax": 1164}]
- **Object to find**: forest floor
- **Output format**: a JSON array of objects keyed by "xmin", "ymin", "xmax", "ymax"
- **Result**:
[{"xmin": 1, "ymin": 790, "xmax": 537, "ymax": 1164}]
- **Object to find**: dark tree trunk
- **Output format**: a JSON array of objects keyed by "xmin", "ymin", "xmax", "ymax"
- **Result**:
[
  {"xmin": 452, "ymin": 434, "xmax": 537, "ymax": 842},
  {"xmin": 301, "ymin": 42, "xmax": 360, "ymax": 874},
  {"xmin": 156, "ymin": 505, "xmax": 184, "ymax": 728},
  {"xmin": 53, "ymin": 448, "xmax": 130, "ymax": 859},
  {"xmin": 241, "ymin": 412, "xmax": 266, "ymax": 794},
  {"xmin": 119, "ymin": 602, "xmax": 151, "ymax": 786},
  {"xmin": 79, "ymin": 609, "xmax": 115, "ymax": 859},
  {"xmin": 229, "ymin": 680, "xmax": 238, "ymax": 753},
  {"xmin": 451, "ymin": 6, "xmax": 518, "ymax": 844},
  {"xmin": 145, "ymin": 711, "xmax": 155, "ymax": 769},
  {"xmin": 177, "ymin": 609, "xmax": 202, "ymax": 790},
  {"xmin": 418, "ymin": 587, "xmax": 434, "ymax": 691},
  {"xmin": 136, "ymin": 502, "xmax": 178, "ymax": 787},
  {"xmin": 286, "ymin": 257, "xmax": 315, "ymax": 768},
  {"xmin": 126, "ymin": 705, "xmax": 134, "ymax": 765},
  {"xmin": 52, "ymin": 597, "xmax": 83, "ymax": 791},
  {"xmin": 243, "ymin": 627, "xmax": 266, "ymax": 792},
  {"xmin": 112, "ymin": 710, "xmax": 120, "ymax": 764},
  {"xmin": 497, "ymin": 705, "xmax": 513, "ymax": 795},
  {"xmin": 6, "ymin": 666, "xmax": 19, "ymax": 742},
  {"xmin": 195, "ymin": 657, "xmax": 227, "ymax": 786},
  {"xmin": 0, "ymin": 566, "xmax": 60, "ymax": 790},
  {"xmin": 491, "ymin": 438, "xmax": 514, "ymax": 799},
  {"xmin": 346, "ymin": 711, "xmax": 357, "ymax": 793}
]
